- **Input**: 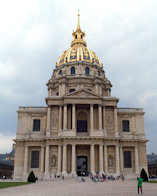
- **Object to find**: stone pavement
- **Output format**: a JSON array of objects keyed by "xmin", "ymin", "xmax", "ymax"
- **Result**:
[{"xmin": 0, "ymin": 177, "xmax": 157, "ymax": 196}]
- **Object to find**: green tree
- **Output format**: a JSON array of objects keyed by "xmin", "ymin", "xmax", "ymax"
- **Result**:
[
  {"xmin": 27, "ymin": 171, "xmax": 36, "ymax": 182},
  {"xmin": 140, "ymin": 168, "xmax": 148, "ymax": 181}
]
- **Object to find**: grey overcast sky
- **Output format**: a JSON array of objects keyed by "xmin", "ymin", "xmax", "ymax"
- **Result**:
[{"xmin": 0, "ymin": 0, "xmax": 157, "ymax": 153}]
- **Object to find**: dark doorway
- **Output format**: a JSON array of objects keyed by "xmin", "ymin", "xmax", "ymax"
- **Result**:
[
  {"xmin": 77, "ymin": 120, "xmax": 87, "ymax": 132},
  {"xmin": 77, "ymin": 156, "xmax": 88, "ymax": 176}
]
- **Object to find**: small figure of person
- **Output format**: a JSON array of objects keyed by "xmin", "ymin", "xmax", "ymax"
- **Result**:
[
  {"xmin": 82, "ymin": 177, "xmax": 85, "ymax": 182},
  {"xmin": 121, "ymin": 173, "xmax": 125, "ymax": 182},
  {"xmin": 62, "ymin": 174, "xmax": 64, "ymax": 180},
  {"xmin": 137, "ymin": 175, "xmax": 143, "ymax": 195}
]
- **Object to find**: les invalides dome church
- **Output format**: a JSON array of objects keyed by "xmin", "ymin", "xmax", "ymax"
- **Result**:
[{"xmin": 13, "ymin": 14, "xmax": 148, "ymax": 180}]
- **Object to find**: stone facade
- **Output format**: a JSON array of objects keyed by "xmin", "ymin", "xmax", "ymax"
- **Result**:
[{"xmin": 13, "ymin": 15, "xmax": 148, "ymax": 180}]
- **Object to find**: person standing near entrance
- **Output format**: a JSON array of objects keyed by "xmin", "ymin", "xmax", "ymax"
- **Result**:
[{"xmin": 137, "ymin": 175, "xmax": 143, "ymax": 194}]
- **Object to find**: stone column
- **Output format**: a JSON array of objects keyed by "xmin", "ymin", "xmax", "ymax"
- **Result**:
[
  {"xmin": 114, "ymin": 107, "xmax": 119, "ymax": 137},
  {"xmin": 103, "ymin": 106, "xmax": 107, "ymax": 136},
  {"xmin": 104, "ymin": 145, "xmax": 108, "ymax": 173},
  {"xmin": 116, "ymin": 145, "xmax": 120, "ymax": 174},
  {"xmin": 62, "ymin": 144, "xmax": 67, "ymax": 176},
  {"xmin": 23, "ymin": 146, "xmax": 28, "ymax": 174},
  {"xmin": 44, "ymin": 145, "xmax": 50, "ymax": 180},
  {"xmin": 135, "ymin": 146, "xmax": 139, "ymax": 174},
  {"xmin": 120, "ymin": 146, "xmax": 123, "ymax": 173},
  {"xmin": 90, "ymin": 104, "xmax": 94, "ymax": 130},
  {"xmin": 57, "ymin": 145, "xmax": 62, "ymax": 175},
  {"xmin": 40, "ymin": 146, "xmax": 45, "ymax": 173},
  {"xmin": 72, "ymin": 104, "xmax": 76, "ymax": 130},
  {"xmin": 90, "ymin": 144, "xmax": 95, "ymax": 175},
  {"xmin": 99, "ymin": 105, "xmax": 102, "ymax": 130},
  {"xmin": 59, "ymin": 106, "xmax": 62, "ymax": 131},
  {"xmin": 47, "ymin": 107, "xmax": 51, "ymax": 130},
  {"xmin": 63, "ymin": 104, "xmax": 67, "ymax": 130},
  {"xmin": 28, "ymin": 115, "xmax": 31, "ymax": 130},
  {"xmin": 71, "ymin": 144, "xmax": 76, "ymax": 175},
  {"xmin": 99, "ymin": 144, "xmax": 104, "ymax": 174}
]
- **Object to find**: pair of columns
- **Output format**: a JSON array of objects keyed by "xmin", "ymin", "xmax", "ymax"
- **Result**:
[
  {"xmin": 23, "ymin": 146, "xmax": 45, "ymax": 175},
  {"xmin": 90, "ymin": 104, "xmax": 103, "ymax": 130},
  {"xmin": 62, "ymin": 104, "xmax": 76, "ymax": 130},
  {"xmin": 104, "ymin": 145, "xmax": 120, "ymax": 174},
  {"xmin": 47, "ymin": 105, "xmax": 76, "ymax": 131}
]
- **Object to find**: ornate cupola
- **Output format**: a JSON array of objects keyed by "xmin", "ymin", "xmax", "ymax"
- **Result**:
[
  {"xmin": 56, "ymin": 14, "xmax": 102, "ymax": 67},
  {"xmin": 71, "ymin": 13, "xmax": 87, "ymax": 47}
]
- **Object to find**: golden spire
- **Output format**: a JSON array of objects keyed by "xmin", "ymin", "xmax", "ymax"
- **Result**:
[
  {"xmin": 77, "ymin": 10, "xmax": 81, "ymax": 31},
  {"xmin": 71, "ymin": 11, "xmax": 87, "ymax": 47}
]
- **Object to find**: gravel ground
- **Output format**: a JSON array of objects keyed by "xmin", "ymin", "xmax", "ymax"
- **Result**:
[{"xmin": 0, "ymin": 177, "xmax": 157, "ymax": 196}]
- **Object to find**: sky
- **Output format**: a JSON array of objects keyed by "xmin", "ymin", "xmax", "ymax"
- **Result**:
[{"xmin": 0, "ymin": 0, "xmax": 157, "ymax": 153}]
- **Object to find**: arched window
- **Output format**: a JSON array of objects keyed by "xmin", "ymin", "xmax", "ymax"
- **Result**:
[
  {"xmin": 98, "ymin": 71, "xmax": 100, "ymax": 75},
  {"xmin": 71, "ymin": 67, "xmax": 75, "ymax": 75},
  {"xmin": 59, "ymin": 70, "xmax": 62, "ymax": 75},
  {"xmin": 85, "ymin": 67, "xmax": 90, "ymax": 75},
  {"xmin": 75, "ymin": 35, "xmax": 77, "ymax": 39}
]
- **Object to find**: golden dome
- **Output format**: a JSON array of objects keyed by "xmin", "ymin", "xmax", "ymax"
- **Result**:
[{"xmin": 56, "ymin": 14, "xmax": 102, "ymax": 67}]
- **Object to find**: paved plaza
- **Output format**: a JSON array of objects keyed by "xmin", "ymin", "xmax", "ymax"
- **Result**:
[{"xmin": 0, "ymin": 178, "xmax": 157, "ymax": 196}]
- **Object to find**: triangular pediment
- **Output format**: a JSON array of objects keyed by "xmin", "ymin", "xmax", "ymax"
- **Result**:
[{"xmin": 64, "ymin": 89, "xmax": 101, "ymax": 98}]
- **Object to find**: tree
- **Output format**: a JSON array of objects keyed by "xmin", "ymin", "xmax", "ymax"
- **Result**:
[
  {"xmin": 140, "ymin": 168, "xmax": 148, "ymax": 181},
  {"xmin": 27, "ymin": 171, "xmax": 36, "ymax": 182}
]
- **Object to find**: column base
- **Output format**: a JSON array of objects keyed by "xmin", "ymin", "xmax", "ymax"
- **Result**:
[
  {"xmin": 43, "ymin": 172, "xmax": 50, "ymax": 180},
  {"xmin": 22, "ymin": 172, "xmax": 29, "ymax": 180},
  {"xmin": 71, "ymin": 171, "xmax": 77, "ymax": 177},
  {"xmin": 135, "ymin": 171, "xmax": 140, "ymax": 175},
  {"xmin": 115, "ymin": 130, "xmax": 119, "ymax": 137},
  {"xmin": 103, "ymin": 129, "xmax": 107, "ymax": 136},
  {"xmin": 57, "ymin": 172, "xmax": 62, "ymax": 177},
  {"xmin": 116, "ymin": 171, "xmax": 120, "ymax": 176},
  {"xmin": 91, "ymin": 171, "xmax": 96, "ymax": 175},
  {"xmin": 99, "ymin": 171, "xmax": 104, "ymax": 175},
  {"xmin": 62, "ymin": 171, "xmax": 68, "ymax": 177}
]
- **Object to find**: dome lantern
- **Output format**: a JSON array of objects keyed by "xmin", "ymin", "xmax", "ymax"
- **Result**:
[{"xmin": 71, "ymin": 13, "xmax": 87, "ymax": 47}]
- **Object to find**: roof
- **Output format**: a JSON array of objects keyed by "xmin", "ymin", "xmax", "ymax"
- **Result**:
[
  {"xmin": 7, "ymin": 149, "xmax": 15, "ymax": 157},
  {"xmin": 0, "ymin": 154, "xmax": 6, "ymax": 160},
  {"xmin": 0, "ymin": 159, "xmax": 14, "ymax": 167}
]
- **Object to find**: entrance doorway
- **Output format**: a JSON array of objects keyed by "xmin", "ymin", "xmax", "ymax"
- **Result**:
[{"xmin": 77, "ymin": 156, "xmax": 88, "ymax": 176}]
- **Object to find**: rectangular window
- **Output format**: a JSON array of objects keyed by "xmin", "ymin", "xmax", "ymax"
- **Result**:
[
  {"xmin": 124, "ymin": 151, "xmax": 132, "ymax": 168},
  {"xmin": 33, "ymin": 120, "xmax": 40, "ymax": 131},
  {"xmin": 122, "ymin": 120, "xmax": 130, "ymax": 132},
  {"xmin": 31, "ymin": 151, "xmax": 39, "ymax": 168}
]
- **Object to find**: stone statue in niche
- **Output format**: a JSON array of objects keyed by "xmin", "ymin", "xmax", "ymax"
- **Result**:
[
  {"xmin": 108, "ymin": 156, "xmax": 113, "ymax": 167},
  {"xmin": 51, "ymin": 155, "xmax": 57, "ymax": 167}
]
